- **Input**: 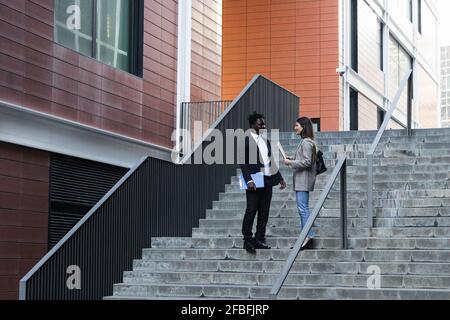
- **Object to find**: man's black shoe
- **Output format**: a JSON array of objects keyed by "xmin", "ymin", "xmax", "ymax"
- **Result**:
[
  {"xmin": 243, "ymin": 240, "xmax": 256, "ymax": 254},
  {"xmin": 253, "ymin": 240, "xmax": 271, "ymax": 250}
]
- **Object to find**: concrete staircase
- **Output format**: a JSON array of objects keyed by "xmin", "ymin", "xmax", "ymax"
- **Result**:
[{"xmin": 106, "ymin": 129, "xmax": 450, "ymax": 300}]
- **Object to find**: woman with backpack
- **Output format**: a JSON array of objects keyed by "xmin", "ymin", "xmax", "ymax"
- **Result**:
[{"xmin": 283, "ymin": 117, "xmax": 318, "ymax": 250}]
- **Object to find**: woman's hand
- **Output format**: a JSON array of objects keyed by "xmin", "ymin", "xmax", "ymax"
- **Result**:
[{"xmin": 284, "ymin": 159, "xmax": 292, "ymax": 166}]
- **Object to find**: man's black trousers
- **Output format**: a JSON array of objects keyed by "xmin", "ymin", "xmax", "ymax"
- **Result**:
[{"xmin": 242, "ymin": 185, "xmax": 273, "ymax": 242}]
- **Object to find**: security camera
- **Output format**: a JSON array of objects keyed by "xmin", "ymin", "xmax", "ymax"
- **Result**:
[{"xmin": 336, "ymin": 66, "xmax": 347, "ymax": 76}]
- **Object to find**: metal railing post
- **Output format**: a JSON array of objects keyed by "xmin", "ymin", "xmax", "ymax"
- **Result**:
[
  {"xmin": 366, "ymin": 69, "xmax": 412, "ymax": 228},
  {"xmin": 367, "ymin": 154, "xmax": 374, "ymax": 228},
  {"xmin": 340, "ymin": 158, "xmax": 348, "ymax": 249},
  {"xmin": 270, "ymin": 156, "xmax": 347, "ymax": 298},
  {"xmin": 407, "ymin": 75, "xmax": 413, "ymax": 136}
]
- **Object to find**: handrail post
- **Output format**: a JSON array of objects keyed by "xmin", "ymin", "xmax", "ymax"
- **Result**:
[
  {"xmin": 340, "ymin": 158, "xmax": 348, "ymax": 249},
  {"xmin": 367, "ymin": 154, "xmax": 374, "ymax": 228},
  {"xmin": 366, "ymin": 69, "xmax": 411, "ymax": 228},
  {"xmin": 270, "ymin": 156, "xmax": 347, "ymax": 298},
  {"xmin": 407, "ymin": 75, "xmax": 413, "ymax": 136}
]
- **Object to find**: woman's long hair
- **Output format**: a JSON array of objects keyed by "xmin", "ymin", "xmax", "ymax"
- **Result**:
[{"xmin": 296, "ymin": 117, "xmax": 315, "ymax": 140}]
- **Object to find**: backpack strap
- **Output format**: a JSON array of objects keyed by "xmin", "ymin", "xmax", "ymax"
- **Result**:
[{"xmin": 302, "ymin": 138, "xmax": 318, "ymax": 163}]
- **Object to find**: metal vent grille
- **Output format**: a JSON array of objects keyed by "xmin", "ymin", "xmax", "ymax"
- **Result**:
[{"xmin": 49, "ymin": 154, "xmax": 127, "ymax": 249}]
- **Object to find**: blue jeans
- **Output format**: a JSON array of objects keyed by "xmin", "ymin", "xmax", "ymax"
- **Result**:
[{"xmin": 296, "ymin": 192, "xmax": 316, "ymax": 238}]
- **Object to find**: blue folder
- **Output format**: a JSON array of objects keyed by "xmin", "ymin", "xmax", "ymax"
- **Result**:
[{"xmin": 239, "ymin": 172, "xmax": 265, "ymax": 190}]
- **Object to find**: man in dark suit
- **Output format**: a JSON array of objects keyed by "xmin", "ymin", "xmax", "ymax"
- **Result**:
[{"xmin": 240, "ymin": 112, "xmax": 286, "ymax": 254}]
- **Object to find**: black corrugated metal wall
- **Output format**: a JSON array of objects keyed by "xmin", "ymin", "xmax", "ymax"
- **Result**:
[{"xmin": 22, "ymin": 75, "xmax": 300, "ymax": 299}]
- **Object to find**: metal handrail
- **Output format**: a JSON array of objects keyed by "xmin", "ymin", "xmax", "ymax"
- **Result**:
[
  {"xmin": 270, "ymin": 155, "xmax": 348, "ymax": 298},
  {"xmin": 367, "ymin": 69, "xmax": 412, "ymax": 227},
  {"xmin": 19, "ymin": 155, "xmax": 149, "ymax": 300}
]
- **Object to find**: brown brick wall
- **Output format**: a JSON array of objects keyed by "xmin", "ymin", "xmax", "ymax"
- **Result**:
[
  {"xmin": 222, "ymin": 0, "xmax": 340, "ymax": 131},
  {"xmin": 0, "ymin": 142, "xmax": 50, "ymax": 300},
  {"xmin": 0, "ymin": 0, "xmax": 178, "ymax": 148}
]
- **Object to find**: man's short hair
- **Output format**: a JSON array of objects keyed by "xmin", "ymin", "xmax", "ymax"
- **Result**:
[{"xmin": 248, "ymin": 111, "xmax": 264, "ymax": 127}]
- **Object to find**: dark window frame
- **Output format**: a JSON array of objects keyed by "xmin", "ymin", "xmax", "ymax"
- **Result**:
[
  {"xmin": 350, "ymin": 88, "xmax": 358, "ymax": 131},
  {"xmin": 55, "ymin": 0, "xmax": 144, "ymax": 77},
  {"xmin": 408, "ymin": 0, "xmax": 413, "ymax": 22},
  {"xmin": 377, "ymin": 107, "xmax": 385, "ymax": 129},
  {"xmin": 350, "ymin": 0, "xmax": 358, "ymax": 72},
  {"xmin": 418, "ymin": 0, "xmax": 422, "ymax": 34},
  {"xmin": 311, "ymin": 118, "xmax": 321, "ymax": 132},
  {"xmin": 379, "ymin": 20, "xmax": 384, "ymax": 71}
]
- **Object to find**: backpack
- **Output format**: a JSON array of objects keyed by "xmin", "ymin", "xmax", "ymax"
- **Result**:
[
  {"xmin": 310, "ymin": 142, "xmax": 327, "ymax": 175},
  {"xmin": 315, "ymin": 149, "xmax": 327, "ymax": 175}
]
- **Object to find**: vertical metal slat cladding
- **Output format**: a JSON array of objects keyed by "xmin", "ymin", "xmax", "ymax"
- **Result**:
[
  {"xmin": 48, "ymin": 154, "xmax": 128, "ymax": 249},
  {"xmin": 23, "ymin": 76, "xmax": 300, "ymax": 299}
]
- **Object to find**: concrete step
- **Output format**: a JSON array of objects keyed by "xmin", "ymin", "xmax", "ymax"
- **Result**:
[
  {"xmin": 212, "ymin": 199, "xmax": 366, "ymax": 210},
  {"xmin": 198, "ymin": 216, "xmax": 450, "ymax": 232},
  {"xmin": 133, "ymin": 259, "xmax": 450, "ymax": 275},
  {"xmin": 151, "ymin": 236, "xmax": 450, "ymax": 250},
  {"xmin": 230, "ymin": 173, "xmax": 450, "ymax": 185},
  {"xmin": 111, "ymin": 283, "xmax": 450, "ymax": 300},
  {"xmin": 217, "ymin": 192, "xmax": 450, "ymax": 207},
  {"xmin": 236, "ymin": 165, "xmax": 450, "ymax": 177},
  {"xmin": 192, "ymin": 226, "xmax": 333, "ymax": 237},
  {"xmin": 279, "ymin": 142, "xmax": 450, "ymax": 152},
  {"xmin": 205, "ymin": 208, "xmax": 368, "ymax": 219},
  {"xmin": 211, "ymin": 198, "xmax": 450, "ymax": 210},
  {"xmin": 141, "ymin": 248, "xmax": 450, "ymax": 263},
  {"xmin": 206, "ymin": 207, "xmax": 450, "ymax": 219},
  {"xmin": 151, "ymin": 237, "xmax": 341, "ymax": 250},
  {"xmin": 220, "ymin": 189, "xmax": 450, "ymax": 202},
  {"xmin": 279, "ymin": 128, "xmax": 450, "ymax": 139},
  {"xmin": 277, "ymin": 136, "xmax": 450, "ymax": 146},
  {"xmin": 199, "ymin": 217, "xmax": 366, "ymax": 228},
  {"xmin": 279, "ymin": 145, "xmax": 450, "ymax": 159},
  {"xmin": 348, "ymin": 237, "xmax": 450, "ymax": 250},
  {"xmin": 344, "ymin": 156, "xmax": 450, "ymax": 167},
  {"xmin": 382, "ymin": 149, "xmax": 450, "ymax": 158},
  {"xmin": 121, "ymin": 271, "xmax": 450, "ymax": 290},
  {"xmin": 192, "ymin": 226, "xmax": 450, "ymax": 238},
  {"xmin": 225, "ymin": 181, "xmax": 450, "ymax": 192}
]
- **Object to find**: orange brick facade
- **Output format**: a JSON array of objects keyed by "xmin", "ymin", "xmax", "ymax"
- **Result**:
[{"xmin": 222, "ymin": 0, "xmax": 340, "ymax": 131}]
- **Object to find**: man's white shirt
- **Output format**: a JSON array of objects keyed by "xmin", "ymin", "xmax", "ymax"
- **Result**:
[{"xmin": 250, "ymin": 132, "xmax": 271, "ymax": 177}]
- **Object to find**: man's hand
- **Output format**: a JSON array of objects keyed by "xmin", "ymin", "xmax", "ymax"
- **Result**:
[
  {"xmin": 280, "ymin": 179, "xmax": 287, "ymax": 190},
  {"xmin": 247, "ymin": 182, "xmax": 257, "ymax": 191}
]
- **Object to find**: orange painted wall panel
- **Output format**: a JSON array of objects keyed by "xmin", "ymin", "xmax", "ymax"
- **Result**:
[{"xmin": 222, "ymin": 0, "xmax": 340, "ymax": 131}]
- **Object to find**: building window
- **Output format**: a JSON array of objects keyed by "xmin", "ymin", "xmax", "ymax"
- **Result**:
[
  {"xmin": 350, "ymin": 89, "xmax": 358, "ymax": 131},
  {"xmin": 377, "ymin": 108, "xmax": 385, "ymax": 129},
  {"xmin": 350, "ymin": 0, "xmax": 358, "ymax": 72},
  {"xmin": 311, "ymin": 118, "xmax": 321, "ymax": 132},
  {"xmin": 389, "ymin": 37, "xmax": 412, "ymax": 89},
  {"xmin": 379, "ymin": 20, "xmax": 384, "ymax": 71},
  {"xmin": 408, "ymin": 0, "xmax": 413, "ymax": 22},
  {"xmin": 54, "ymin": 0, "xmax": 143, "ymax": 76}
]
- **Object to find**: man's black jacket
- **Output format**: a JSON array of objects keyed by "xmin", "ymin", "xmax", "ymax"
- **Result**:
[{"xmin": 239, "ymin": 135, "xmax": 283, "ymax": 187}]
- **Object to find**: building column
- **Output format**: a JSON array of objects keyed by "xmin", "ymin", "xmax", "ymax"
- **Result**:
[{"xmin": 176, "ymin": 0, "xmax": 192, "ymax": 159}]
